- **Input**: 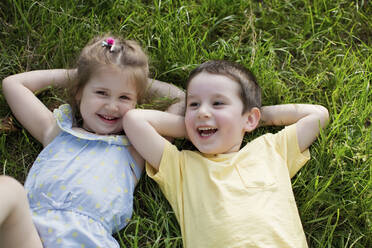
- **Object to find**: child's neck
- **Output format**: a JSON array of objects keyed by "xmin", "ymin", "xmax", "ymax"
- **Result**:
[
  {"xmin": 72, "ymin": 126, "xmax": 124, "ymax": 136},
  {"xmin": 72, "ymin": 126, "xmax": 95, "ymax": 135}
]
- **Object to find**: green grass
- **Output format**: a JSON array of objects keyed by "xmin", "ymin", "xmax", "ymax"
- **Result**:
[{"xmin": 0, "ymin": 0, "xmax": 371, "ymax": 247}]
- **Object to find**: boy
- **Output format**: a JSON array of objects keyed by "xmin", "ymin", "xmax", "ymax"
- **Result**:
[{"xmin": 123, "ymin": 60, "xmax": 329, "ymax": 247}]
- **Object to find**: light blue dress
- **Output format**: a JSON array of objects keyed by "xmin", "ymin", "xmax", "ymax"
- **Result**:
[{"xmin": 24, "ymin": 104, "xmax": 142, "ymax": 248}]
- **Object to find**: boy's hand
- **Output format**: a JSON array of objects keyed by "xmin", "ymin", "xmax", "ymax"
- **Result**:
[{"xmin": 259, "ymin": 104, "xmax": 329, "ymax": 152}]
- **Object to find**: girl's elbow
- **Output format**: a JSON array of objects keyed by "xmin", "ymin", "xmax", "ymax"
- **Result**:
[
  {"xmin": 2, "ymin": 76, "xmax": 12, "ymax": 89},
  {"xmin": 2, "ymin": 75, "xmax": 21, "ymax": 93},
  {"xmin": 2, "ymin": 76, "xmax": 14, "ymax": 96},
  {"xmin": 317, "ymin": 105, "xmax": 329, "ymax": 127}
]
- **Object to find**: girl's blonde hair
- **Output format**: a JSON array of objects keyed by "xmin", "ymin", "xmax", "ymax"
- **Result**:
[{"xmin": 67, "ymin": 34, "xmax": 149, "ymax": 124}]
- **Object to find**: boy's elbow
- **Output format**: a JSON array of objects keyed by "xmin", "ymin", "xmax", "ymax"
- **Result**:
[
  {"xmin": 123, "ymin": 109, "xmax": 141, "ymax": 125},
  {"xmin": 123, "ymin": 109, "xmax": 150, "ymax": 130}
]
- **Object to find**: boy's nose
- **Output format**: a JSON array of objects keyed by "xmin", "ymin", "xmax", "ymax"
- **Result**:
[{"xmin": 197, "ymin": 105, "xmax": 211, "ymax": 119}]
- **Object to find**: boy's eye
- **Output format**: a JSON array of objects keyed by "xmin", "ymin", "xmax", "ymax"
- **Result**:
[{"xmin": 188, "ymin": 102, "xmax": 199, "ymax": 107}]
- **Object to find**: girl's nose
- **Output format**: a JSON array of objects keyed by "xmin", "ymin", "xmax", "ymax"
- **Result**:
[{"xmin": 106, "ymin": 100, "xmax": 119, "ymax": 112}]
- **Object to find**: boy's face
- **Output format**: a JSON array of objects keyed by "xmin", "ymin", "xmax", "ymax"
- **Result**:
[{"xmin": 185, "ymin": 72, "xmax": 250, "ymax": 154}]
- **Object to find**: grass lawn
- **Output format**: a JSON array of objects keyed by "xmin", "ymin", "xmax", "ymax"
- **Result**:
[{"xmin": 0, "ymin": 0, "xmax": 371, "ymax": 247}]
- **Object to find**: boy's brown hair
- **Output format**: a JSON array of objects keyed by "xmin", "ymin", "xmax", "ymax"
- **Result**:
[{"xmin": 186, "ymin": 60, "xmax": 261, "ymax": 113}]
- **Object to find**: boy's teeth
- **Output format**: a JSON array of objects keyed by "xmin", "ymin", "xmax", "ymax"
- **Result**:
[
  {"xmin": 198, "ymin": 127, "xmax": 217, "ymax": 136},
  {"xmin": 198, "ymin": 127, "xmax": 214, "ymax": 131}
]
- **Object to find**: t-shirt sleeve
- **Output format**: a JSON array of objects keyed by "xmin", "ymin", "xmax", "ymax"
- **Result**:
[
  {"xmin": 274, "ymin": 124, "xmax": 310, "ymax": 178},
  {"xmin": 146, "ymin": 141, "xmax": 183, "ymax": 217}
]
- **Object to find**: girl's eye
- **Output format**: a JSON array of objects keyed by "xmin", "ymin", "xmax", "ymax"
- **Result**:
[
  {"xmin": 213, "ymin": 101, "xmax": 224, "ymax": 106},
  {"xmin": 96, "ymin": 91, "xmax": 107, "ymax": 96},
  {"xmin": 120, "ymin": 95, "xmax": 130, "ymax": 100}
]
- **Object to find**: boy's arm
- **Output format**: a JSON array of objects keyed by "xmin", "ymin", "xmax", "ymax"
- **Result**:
[
  {"xmin": 259, "ymin": 104, "xmax": 329, "ymax": 152},
  {"xmin": 145, "ymin": 79, "xmax": 185, "ymax": 115},
  {"xmin": 123, "ymin": 109, "xmax": 186, "ymax": 171},
  {"xmin": 2, "ymin": 69, "xmax": 77, "ymax": 145}
]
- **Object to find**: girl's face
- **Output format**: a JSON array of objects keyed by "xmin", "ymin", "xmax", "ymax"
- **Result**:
[{"xmin": 76, "ymin": 67, "xmax": 138, "ymax": 135}]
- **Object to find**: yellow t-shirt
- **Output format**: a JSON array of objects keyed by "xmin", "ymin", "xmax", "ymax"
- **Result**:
[{"xmin": 147, "ymin": 124, "xmax": 310, "ymax": 248}]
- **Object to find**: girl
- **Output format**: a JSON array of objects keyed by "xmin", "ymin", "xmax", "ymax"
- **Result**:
[{"xmin": 0, "ymin": 34, "xmax": 184, "ymax": 248}]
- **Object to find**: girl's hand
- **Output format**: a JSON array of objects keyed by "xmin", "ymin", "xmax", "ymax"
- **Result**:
[{"xmin": 145, "ymin": 78, "xmax": 185, "ymax": 115}]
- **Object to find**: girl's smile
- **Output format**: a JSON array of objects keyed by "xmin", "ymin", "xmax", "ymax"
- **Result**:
[
  {"xmin": 76, "ymin": 67, "xmax": 138, "ymax": 135},
  {"xmin": 97, "ymin": 114, "xmax": 120, "ymax": 123}
]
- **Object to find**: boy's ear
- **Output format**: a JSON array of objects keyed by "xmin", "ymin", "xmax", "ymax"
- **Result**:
[{"xmin": 243, "ymin": 107, "xmax": 261, "ymax": 132}]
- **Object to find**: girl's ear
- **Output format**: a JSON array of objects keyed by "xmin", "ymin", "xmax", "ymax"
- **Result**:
[
  {"xmin": 75, "ymin": 88, "xmax": 82, "ymax": 103},
  {"xmin": 243, "ymin": 107, "xmax": 261, "ymax": 132}
]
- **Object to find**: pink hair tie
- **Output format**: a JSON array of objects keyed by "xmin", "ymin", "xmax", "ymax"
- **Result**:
[
  {"xmin": 107, "ymin": 38, "xmax": 114, "ymax": 45},
  {"xmin": 102, "ymin": 37, "xmax": 116, "ymax": 52}
]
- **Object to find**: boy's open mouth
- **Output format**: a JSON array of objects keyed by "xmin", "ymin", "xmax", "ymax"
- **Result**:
[{"xmin": 198, "ymin": 127, "xmax": 217, "ymax": 137}]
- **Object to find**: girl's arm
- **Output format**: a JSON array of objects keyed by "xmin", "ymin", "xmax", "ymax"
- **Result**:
[
  {"xmin": 145, "ymin": 79, "xmax": 185, "ymax": 115},
  {"xmin": 2, "ymin": 69, "xmax": 77, "ymax": 146},
  {"xmin": 123, "ymin": 109, "xmax": 186, "ymax": 171},
  {"xmin": 259, "ymin": 104, "xmax": 329, "ymax": 152}
]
